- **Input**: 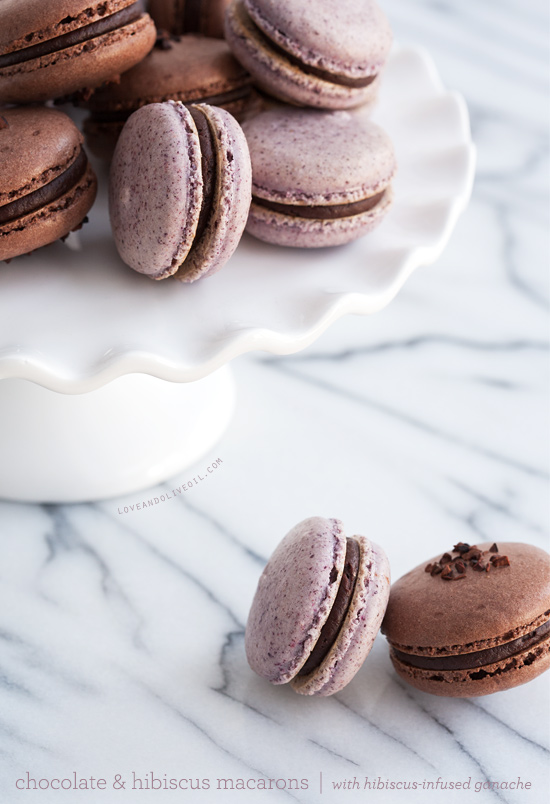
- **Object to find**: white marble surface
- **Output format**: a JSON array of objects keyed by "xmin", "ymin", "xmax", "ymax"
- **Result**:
[{"xmin": 1, "ymin": 1, "xmax": 549, "ymax": 802}]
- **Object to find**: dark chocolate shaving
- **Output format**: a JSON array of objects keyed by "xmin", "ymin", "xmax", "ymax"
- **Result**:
[
  {"xmin": 425, "ymin": 543, "xmax": 511, "ymax": 581},
  {"xmin": 0, "ymin": 116, "xmax": 9, "ymax": 130},
  {"xmin": 0, "ymin": 2, "xmax": 144, "ymax": 69},
  {"xmin": 154, "ymin": 28, "xmax": 182, "ymax": 49}
]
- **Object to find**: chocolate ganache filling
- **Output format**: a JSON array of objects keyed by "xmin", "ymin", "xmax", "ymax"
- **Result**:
[
  {"xmin": 298, "ymin": 538, "xmax": 360, "ymax": 676},
  {"xmin": 253, "ymin": 190, "xmax": 386, "ymax": 221},
  {"xmin": 0, "ymin": 2, "xmax": 144, "ymax": 69},
  {"xmin": 0, "ymin": 148, "xmax": 88, "ymax": 226},
  {"xmin": 247, "ymin": 12, "xmax": 376, "ymax": 89},
  {"xmin": 188, "ymin": 106, "xmax": 217, "ymax": 245},
  {"xmin": 90, "ymin": 87, "xmax": 251, "ymax": 124},
  {"xmin": 392, "ymin": 618, "xmax": 550, "ymax": 672}
]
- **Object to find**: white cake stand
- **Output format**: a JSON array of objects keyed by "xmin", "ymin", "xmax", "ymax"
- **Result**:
[{"xmin": 0, "ymin": 45, "xmax": 475, "ymax": 503}]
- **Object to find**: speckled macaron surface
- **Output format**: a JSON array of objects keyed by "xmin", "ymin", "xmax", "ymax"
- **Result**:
[
  {"xmin": 0, "ymin": 107, "xmax": 97, "ymax": 262},
  {"xmin": 225, "ymin": 0, "xmax": 392, "ymax": 109},
  {"xmin": 382, "ymin": 542, "xmax": 550, "ymax": 697},
  {"xmin": 109, "ymin": 100, "xmax": 252, "ymax": 282},
  {"xmin": 83, "ymin": 34, "xmax": 252, "ymax": 159},
  {"xmin": 242, "ymin": 106, "xmax": 396, "ymax": 247},
  {"xmin": 149, "ymin": 0, "xmax": 231, "ymax": 39},
  {"xmin": 0, "ymin": 0, "xmax": 156, "ymax": 104},
  {"xmin": 245, "ymin": 517, "xmax": 391, "ymax": 696}
]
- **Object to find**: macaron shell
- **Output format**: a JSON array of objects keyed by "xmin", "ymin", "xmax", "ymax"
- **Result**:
[
  {"xmin": 0, "ymin": 162, "xmax": 97, "ymax": 262},
  {"xmin": 0, "ymin": 15, "xmax": 156, "ymax": 104},
  {"xmin": 246, "ymin": 186, "xmax": 393, "ymax": 248},
  {"xmin": 175, "ymin": 104, "xmax": 252, "ymax": 282},
  {"xmin": 245, "ymin": 0, "xmax": 392, "ymax": 79},
  {"xmin": 245, "ymin": 517, "xmax": 347, "ymax": 685},
  {"xmin": 0, "ymin": 107, "xmax": 83, "ymax": 205},
  {"xmin": 291, "ymin": 538, "xmax": 391, "ymax": 696},
  {"xmin": 109, "ymin": 102, "xmax": 203, "ymax": 278},
  {"xmin": 225, "ymin": 1, "xmax": 381, "ymax": 110},
  {"xmin": 84, "ymin": 36, "xmax": 250, "ymax": 112},
  {"xmin": 242, "ymin": 108, "xmax": 396, "ymax": 205},
  {"xmin": 0, "ymin": 0, "xmax": 136, "ymax": 51},
  {"xmin": 382, "ymin": 543, "xmax": 550, "ymax": 654}
]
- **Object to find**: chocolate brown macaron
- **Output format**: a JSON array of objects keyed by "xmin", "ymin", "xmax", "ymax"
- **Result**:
[
  {"xmin": 0, "ymin": 0, "xmax": 156, "ymax": 104},
  {"xmin": 148, "ymin": 0, "xmax": 231, "ymax": 39},
  {"xmin": 0, "ymin": 107, "xmax": 97, "ymax": 262},
  {"xmin": 82, "ymin": 33, "xmax": 252, "ymax": 159},
  {"xmin": 382, "ymin": 542, "xmax": 550, "ymax": 697}
]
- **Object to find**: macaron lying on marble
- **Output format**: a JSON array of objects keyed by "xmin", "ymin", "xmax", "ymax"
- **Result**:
[
  {"xmin": 225, "ymin": 0, "xmax": 392, "ymax": 109},
  {"xmin": 109, "ymin": 100, "xmax": 252, "ymax": 282},
  {"xmin": 382, "ymin": 542, "xmax": 550, "ymax": 697},
  {"xmin": 0, "ymin": 0, "xmax": 156, "ymax": 104},
  {"xmin": 246, "ymin": 517, "xmax": 391, "ymax": 696},
  {"xmin": 82, "ymin": 33, "xmax": 252, "ymax": 159},
  {"xmin": 242, "ymin": 107, "xmax": 396, "ymax": 248},
  {"xmin": 0, "ymin": 107, "xmax": 97, "ymax": 262},
  {"xmin": 149, "ymin": 0, "xmax": 231, "ymax": 39}
]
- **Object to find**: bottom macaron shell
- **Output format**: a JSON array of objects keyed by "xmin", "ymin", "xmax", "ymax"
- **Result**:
[
  {"xmin": 389, "ymin": 633, "xmax": 550, "ymax": 698},
  {"xmin": 291, "ymin": 538, "xmax": 391, "ymax": 696},
  {"xmin": 0, "ymin": 163, "xmax": 97, "ymax": 262},
  {"xmin": 246, "ymin": 188, "xmax": 393, "ymax": 248},
  {"xmin": 225, "ymin": 1, "xmax": 380, "ymax": 110},
  {"xmin": 175, "ymin": 104, "xmax": 252, "ymax": 282}
]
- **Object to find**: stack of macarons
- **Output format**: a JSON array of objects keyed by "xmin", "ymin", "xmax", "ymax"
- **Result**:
[
  {"xmin": 2, "ymin": 0, "xmax": 396, "ymax": 274},
  {"xmin": 0, "ymin": 0, "xmax": 157, "ymax": 261}
]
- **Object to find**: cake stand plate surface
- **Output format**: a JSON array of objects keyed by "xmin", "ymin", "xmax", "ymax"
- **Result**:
[{"xmin": 0, "ymin": 45, "xmax": 475, "ymax": 502}]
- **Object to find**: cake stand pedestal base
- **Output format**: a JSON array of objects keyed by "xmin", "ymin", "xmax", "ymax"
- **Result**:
[{"xmin": 0, "ymin": 367, "xmax": 235, "ymax": 503}]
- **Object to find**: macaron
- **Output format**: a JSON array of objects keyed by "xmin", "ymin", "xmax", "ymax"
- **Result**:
[
  {"xmin": 224, "ymin": 0, "xmax": 392, "ymax": 109},
  {"xmin": 148, "ymin": 0, "xmax": 231, "ymax": 39},
  {"xmin": 0, "ymin": 0, "xmax": 156, "ymax": 104},
  {"xmin": 242, "ymin": 107, "xmax": 396, "ymax": 248},
  {"xmin": 382, "ymin": 542, "xmax": 550, "ymax": 697},
  {"xmin": 82, "ymin": 33, "xmax": 252, "ymax": 159},
  {"xmin": 109, "ymin": 100, "xmax": 252, "ymax": 281},
  {"xmin": 245, "ymin": 517, "xmax": 391, "ymax": 696},
  {"xmin": 0, "ymin": 107, "xmax": 97, "ymax": 262}
]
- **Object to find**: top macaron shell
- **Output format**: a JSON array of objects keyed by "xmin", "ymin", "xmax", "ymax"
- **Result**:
[
  {"xmin": 382, "ymin": 543, "xmax": 550, "ymax": 654},
  {"xmin": 245, "ymin": 0, "xmax": 392, "ymax": 80},
  {"xmin": 224, "ymin": 0, "xmax": 391, "ymax": 109},
  {"xmin": 109, "ymin": 101, "xmax": 202, "ymax": 279},
  {"xmin": 85, "ymin": 35, "xmax": 250, "ymax": 113},
  {"xmin": 291, "ymin": 536, "xmax": 391, "ymax": 696},
  {"xmin": 246, "ymin": 517, "xmax": 347, "ymax": 685},
  {"xmin": 109, "ymin": 100, "xmax": 252, "ymax": 281},
  {"xmin": 242, "ymin": 107, "xmax": 396, "ymax": 247},
  {"xmin": 0, "ymin": 0, "xmax": 156, "ymax": 103}
]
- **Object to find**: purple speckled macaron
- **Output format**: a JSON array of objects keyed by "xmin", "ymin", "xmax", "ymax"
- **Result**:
[
  {"xmin": 109, "ymin": 100, "xmax": 252, "ymax": 282},
  {"xmin": 225, "ymin": 0, "xmax": 392, "ymax": 109},
  {"xmin": 245, "ymin": 517, "xmax": 391, "ymax": 696},
  {"xmin": 242, "ymin": 106, "xmax": 396, "ymax": 248}
]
